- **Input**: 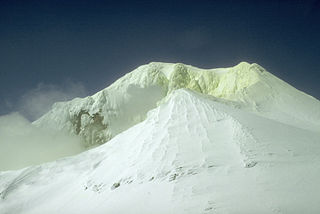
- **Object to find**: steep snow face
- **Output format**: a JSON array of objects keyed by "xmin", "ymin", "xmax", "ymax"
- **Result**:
[
  {"xmin": 34, "ymin": 62, "xmax": 320, "ymax": 147},
  {"xmin": 1, "ymin": 62, "xmax": 320, "ymax": 213},
  {"xmin": 33, "ymin": 64, "xmax": 169, "ymax": 147},
  {"xmin": 1, "ymin": 89, "xmax": 320, "ymax": 214}
]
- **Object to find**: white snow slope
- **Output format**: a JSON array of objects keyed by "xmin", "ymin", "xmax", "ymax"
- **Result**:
[
  {"xmin": 33, "ymin": 62, "xmax": 320, "ymax": 147},
  {"xmin": 1, "ymin": 62, "xmax": 320, "ymax": 214}
]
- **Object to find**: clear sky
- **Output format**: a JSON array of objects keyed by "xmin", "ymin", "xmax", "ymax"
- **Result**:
[{"xmin": 0, "ymin": 0, "xmax": 319, "ymax": 120}]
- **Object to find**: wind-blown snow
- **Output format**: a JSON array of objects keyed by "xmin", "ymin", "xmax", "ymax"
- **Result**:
[
  {"xmin": 34, "ymin": 62, "xmax": 320, "ymax": 147},
  {"xmin": 1, "ymin": 62, "xmax": 320, "ymax": 213}
]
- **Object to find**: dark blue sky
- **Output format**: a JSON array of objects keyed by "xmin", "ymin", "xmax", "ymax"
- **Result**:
[{"xmin": 0, "ymin": 0, "xmax": 319, "ymax": 119}]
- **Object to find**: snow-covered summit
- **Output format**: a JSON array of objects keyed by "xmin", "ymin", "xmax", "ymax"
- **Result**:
[
  {"xmin": 34, "ymin": 62, "xmax": 320, "ymax": 147},
  {"xmin": 1, "ymin": 62, "xmax": 320, "ymax": 213}
]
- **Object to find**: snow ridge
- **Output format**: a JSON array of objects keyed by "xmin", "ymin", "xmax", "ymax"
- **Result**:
[
  {"xmin": 0, "ymin": 89, "xmax": 262, "ymax": 213},
  {"xmin": 2, "ymin": 88, "xmax": 319, "ymax": 213},
  {"xmin": 34, "ymin": 62, "xmax": 320, "ymax": 147},
  {"xmin": 1, "ymin": 62, "xmax": 320, "ymax": 214}
]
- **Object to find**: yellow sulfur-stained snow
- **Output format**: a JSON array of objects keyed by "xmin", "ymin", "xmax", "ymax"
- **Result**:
[{"xmin": 34, "ymin": 62, "xmax": 320, "ymax": 148}]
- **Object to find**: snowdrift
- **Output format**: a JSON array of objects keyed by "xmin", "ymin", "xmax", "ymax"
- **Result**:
[{"xmin": 1, "ymin": 62, "xmax": 320, "ymax": 213}]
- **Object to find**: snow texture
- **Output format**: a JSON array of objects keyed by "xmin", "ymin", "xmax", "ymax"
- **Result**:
[
  {"xmin": 1, "ymin": 62, "xmax": 320, "ymax": 213},
  {"xmin": 34, "ymin": 62, "xmax": 320, "ymax": 147}
]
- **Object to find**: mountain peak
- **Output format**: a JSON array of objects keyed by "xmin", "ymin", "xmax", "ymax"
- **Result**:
[
  {"xmin": 128, "ymin": 61, "xmax": 266, "ymax": 99},
  {"xmin": 34, "ymin": 62, "xmax": 320, "ymax": 148},
  {"xmin": 2, "ymin": 67, "xmax": 320, "ymax": 213}
]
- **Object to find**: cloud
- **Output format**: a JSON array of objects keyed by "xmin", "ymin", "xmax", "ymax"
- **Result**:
[
  {"xmin": 18, "ymin": 81, "xmax": 87, "ymax": 121},
  {"xmin": 0, "ymin": 81, "xmax": 88, "ymax": 171},
  {"xmin": 0, "ymin": 113, "xmax": 85, "ymax": 171}
]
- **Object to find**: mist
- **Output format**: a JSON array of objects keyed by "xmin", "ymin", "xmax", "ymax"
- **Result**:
[
  {"xmin": 0, "ymin": 81, "xmax": 88, "ymax": 171},
  {"xmin": 0, "ymin": 113, "xmax": 85, "ymax": 171},
  {"xmin": 18, "ymin": 81, "xmax": 87, "ymax": 121}
]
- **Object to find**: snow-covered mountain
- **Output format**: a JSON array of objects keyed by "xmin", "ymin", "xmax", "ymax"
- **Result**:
[
  {"xmin": 1, "ymin": 62, "xmax": 320, "ymax": 213},
  {"xmin": 34, "ymin": 62, "xmax": 320, "ymax": 147}
]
